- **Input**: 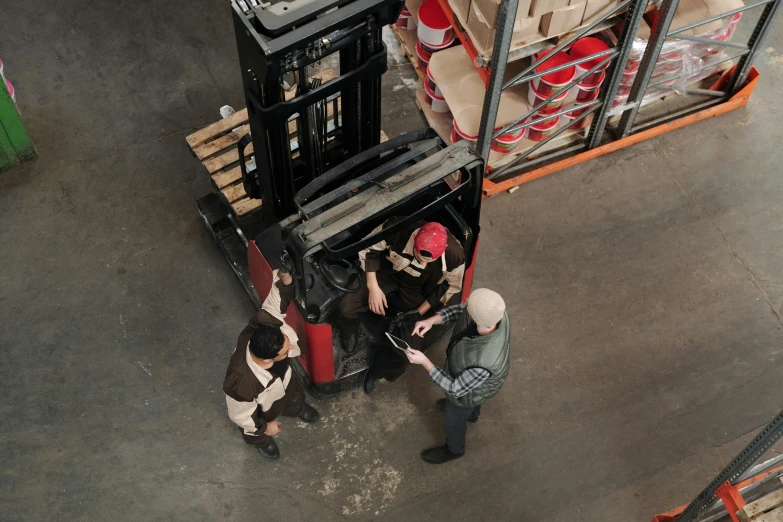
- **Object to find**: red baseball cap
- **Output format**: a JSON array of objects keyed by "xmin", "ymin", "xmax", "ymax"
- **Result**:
[{"xmin": 414, "ymin": 222, "xmax": 448, "ymax": 260}]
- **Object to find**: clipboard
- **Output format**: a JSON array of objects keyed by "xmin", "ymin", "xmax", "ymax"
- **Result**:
[{"xmin": 385, "ymin": 332, "xmax": 412, "ymax": 353}]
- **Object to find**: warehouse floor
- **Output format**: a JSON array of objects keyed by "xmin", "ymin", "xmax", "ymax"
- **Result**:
[{"xmin": 2, "ymin": 2, "xmax": 783, "ymax": 521}]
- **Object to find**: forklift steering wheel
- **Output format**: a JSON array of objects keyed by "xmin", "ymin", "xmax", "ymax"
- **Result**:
[{"xmin": 320, "ymin": 258, "xmax": 362, "ymax": 293}]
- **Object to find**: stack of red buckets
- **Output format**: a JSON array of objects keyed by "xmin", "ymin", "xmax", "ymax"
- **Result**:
[
  {"xmin": 566, "ymin": 37, "xmax": 609, "ymax": 129},
  {"xmin": 524, "ymin": 37, "xmax": 610, "ymax": 141},
  {"xmin": 394, "ymin": 0, "xmax": 457, "ymax": 114},
  {"xmin": 527, "ymin": 49, "xmax": 576, "ymax": 141},
  {"xmin": 417, "ymin": 0, "xmax": 455, "ymax": 113}
]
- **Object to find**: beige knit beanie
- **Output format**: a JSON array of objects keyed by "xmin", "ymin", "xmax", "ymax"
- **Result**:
[{"xmin": 467, "ymin": 288, "xmax": 506, "ymax": 329}]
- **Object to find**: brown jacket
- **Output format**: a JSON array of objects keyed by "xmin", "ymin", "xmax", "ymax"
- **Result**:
[
  {"xmin": 359, "ymin": 217, "xmax": 465, "ymax": 310},
  {"xmin": 223, "ymin": 271, "xmax": 302, "ymax": 437}
]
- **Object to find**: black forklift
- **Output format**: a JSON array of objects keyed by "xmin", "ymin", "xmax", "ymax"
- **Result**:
[{"xmin": 197, "ymin": 0, "xmax": 485, "ymax": 396}]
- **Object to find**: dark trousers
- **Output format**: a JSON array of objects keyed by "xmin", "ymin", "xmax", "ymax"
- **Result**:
[
  {"xmin": 443, "ymin": 399, "xmax": 481, "ymax": 454},
  {"xmin": 241, "ymin": 374, "xmax": 305, "ymax": 447},
  {"xmin": 339, "ymin": 269, "xmax": 425, "ymax": 382},
  {"xmin": 338, "ymin": 269, "xmax": 424, "ymax": 319}
]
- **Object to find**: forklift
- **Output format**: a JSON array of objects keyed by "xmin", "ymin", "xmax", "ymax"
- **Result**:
[{"xmin": 196, "ymin": 0, "xmax": 485, "ymax": 396}]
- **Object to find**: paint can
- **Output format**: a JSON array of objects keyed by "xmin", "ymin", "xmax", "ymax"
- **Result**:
[
  {"xmin": 524, "ymin": 116, "xmax": 559, "ymax": 142},
  {"xmin": 424, "ymin": 81, "xmax": 450, "ymax": 113},
  {"xmin": 569, "ymin": 37, "xmax": 611, "ymax": 85},
  {"xmin": 532, "ymin": 50, "xmax": 576, "ymax": 96},
  {"xmin": 417, "ymin": 0, "xmax": 453, "ymax": 48}
]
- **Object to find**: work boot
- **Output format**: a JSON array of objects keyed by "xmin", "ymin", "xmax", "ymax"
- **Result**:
[
  {"xmin": 339, "ymin": 316, "xmax": 361, "ymax": 355},
  {"xmin": 421, "ymin": 444, "xmax": 464, "ymax": 464},
  {"xmin": 297, "ymin": 403, "xmax": 320, "ymax": 423},
  {"xmin": 256, "ymin": 439, "xmax": 280, "ymax": 461},
  {"xmin": 363, "ymin": 369, "xmax": 378, "ymax": 395},
  {"xmin": 437, "ymin": 399, "xmax": 479, "ymax": 423}
]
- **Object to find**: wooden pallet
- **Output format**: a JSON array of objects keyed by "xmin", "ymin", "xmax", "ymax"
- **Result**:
[
  {"xmin": 737, "ymin": 479, "xmax": 783, "ymax": 522},
  {"xmin": 185, "ymin": 69, "xmax": 338, "ymax": 216},
  {"xmin": 392, "ymin": 25, "xmax": 425, "ymax": 82}
]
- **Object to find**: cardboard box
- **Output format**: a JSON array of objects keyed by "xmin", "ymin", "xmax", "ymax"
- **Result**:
[
  {"xmin": 582, "ymin": 0, "xmax": 619, "ymax": 24},
  {"xmin": 428, "ymin": 45, "xmax": 531, "ymax": 137},
  {"xmin": 450, "ymin": 0, "xmax": 472, "ymax": 21},
  {"xmin": 471, "ymin": 0, "xmax": 533, "ymax": 27},
  {"xmin": 529, "ymin": 0, "xmax": 569, "ymax": 17},
  {"xmin": 540, "ymin": 1, "xmax": 586, "ymax": 37},
  {"xmin": 467, "ymin": 1, "xmax": 541, "ymax": 51},
  {"xmin": 668, "ymin": 0, "xmax": 726, "ymax": 35}
]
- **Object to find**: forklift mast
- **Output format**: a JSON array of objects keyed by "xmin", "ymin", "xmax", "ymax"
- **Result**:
[{"xmin": 230, "ymin": 0, "xmax": 402, "ymax": 226}]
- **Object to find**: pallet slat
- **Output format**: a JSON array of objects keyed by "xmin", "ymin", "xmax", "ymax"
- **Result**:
[
  {"xmin": 186, "ymin": 109, "xmax": 249, "ymax": 150},
  {"xmin": 203, "ymin": 142, "xmax": 254, "ymax": 174},
  {"xmin": 753, "ymin": 507, "xmax": 783, "ymax": 522},
  {"xmin": 211, "ymin": 165, "xmax": 243, "ymax": 189},
  {"xmin": 221, "ymin": 182, "xmax": 248, "ymax": 203},
  {"xmin": 738, "ymin": 483, "xmax": 783, "ymax": 522},
  {"xmin": 193, "ymin": 124, "xmax": 250, "ymax": 160},
  {"xmin": 232, "ymin": 197, "xmax": 263, "ymax": 216}
]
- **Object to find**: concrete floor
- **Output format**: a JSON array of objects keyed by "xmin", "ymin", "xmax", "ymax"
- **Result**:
[{"xmin": 2, "ymin": 2, "xmax": 783, "ymax": 521}]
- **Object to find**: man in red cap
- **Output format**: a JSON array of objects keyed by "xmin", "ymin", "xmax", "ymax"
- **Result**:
[{"xmin": 338, "ymin": 216, "xmax": 465, "ymax": 393}]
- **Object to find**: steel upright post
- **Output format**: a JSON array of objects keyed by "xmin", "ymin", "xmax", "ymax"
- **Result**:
[
  {"xmin": 586, "ymin": 0, "xmax": 649, "ymax": 149},
  {"xmin": 616, "ymin": 0, "xmax": 681, "ymax": 138},
  {"xmin": 475, "ymin": 0, "xmax": 520, "ymax": 165}
]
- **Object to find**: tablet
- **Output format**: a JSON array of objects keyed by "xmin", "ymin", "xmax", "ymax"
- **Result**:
[{"xmin": 385, "ymin": 332, "xmax": 412, "ymax": 353}]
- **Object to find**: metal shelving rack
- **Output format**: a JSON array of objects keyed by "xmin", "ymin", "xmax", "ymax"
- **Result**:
[{"xmin": 446, "ymin": 0, "xmax": 782, "ymax": 195}]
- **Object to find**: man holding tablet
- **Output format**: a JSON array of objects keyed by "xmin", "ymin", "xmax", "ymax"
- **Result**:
[{"xmin": 404, "ymin": 289, "xmax": 511, "ymax": 464}]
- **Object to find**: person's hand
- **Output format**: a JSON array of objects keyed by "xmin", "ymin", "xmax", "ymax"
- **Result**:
[
  {"xmin": 368, "ymin": 284, "xmax": 388, "ymax": 316},
  {"xmin": 264, "ymin": 420, "xmax": 282, "ymax": 436},
  {"xmin": 405, "ymin": 348, "xmax": 430, "ymax": 366},
  {"xmin": 412, "ymin": 318, "xmax": 434, "ymax": 337}
]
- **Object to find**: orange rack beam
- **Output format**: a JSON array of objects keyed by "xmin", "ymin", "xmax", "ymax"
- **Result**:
[
  {"xmin": 651, "ymin": 461, "xmax": 783, "ymax": 522},
  {"xmin": 481, "ymin": 65, "xmax": 760, "ymax": 197},
  {"xmin": 436, "ymin": 0, "xmax": 492, "ymax": 87}
]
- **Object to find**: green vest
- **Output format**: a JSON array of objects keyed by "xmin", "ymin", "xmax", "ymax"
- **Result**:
[{"xmin": 445, "ymin": 310, "xmax": 510, "ymax": 408}]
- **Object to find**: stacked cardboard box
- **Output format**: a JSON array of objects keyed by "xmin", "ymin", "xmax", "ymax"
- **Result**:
[{"xmin": 450, "ymin": 0, "xmax": 619, "ymax": 53}]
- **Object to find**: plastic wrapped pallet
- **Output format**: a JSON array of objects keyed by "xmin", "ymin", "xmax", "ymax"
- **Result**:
[{"xmin": 610, "ymin": 0, "xmax": 743, "ymax": 111}]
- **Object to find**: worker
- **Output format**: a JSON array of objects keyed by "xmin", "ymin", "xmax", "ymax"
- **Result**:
[
  {"xmin": 405, "ymin": 288, "xmax": 510, "ymax": 464},
  {"xmin": 337, "ymin": 217, "xmax": 465, "ymax": 393},
  {"xmin": 223, "ymin": 268, "xmax": 320, "ymax": 460}
]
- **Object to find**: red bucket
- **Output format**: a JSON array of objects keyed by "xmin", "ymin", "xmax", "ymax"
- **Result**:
[
  {"xmin": 396, "ymin": 7, "xmax": 411, "ymax": 28},
  {"xmin": 528, "ymin": 81, "xmax": 567, "ymax": 114},
  {"xmin": 561, "ymin": 112, "xmax": 589, "ymax": 130},
  {"xmin": 491, "ymin": 125, "xmax": 526, "ymax": 154},
  {"xmin": 453, "ymin": 119, "xmax": 477, "ymax": 147},
  {"xmin": 424, "ymin": 81, "xmax": 449, "ymax": 113},
  {"xmin": 426, "ymin": 65, "xmax": 442, "ymax": 97},
  {"xmin": 524, "ymin": 116, "xmax": 559, "ymax": 142},
  {"xmin": 420, "ymin": 33, "xmax": 456, "ymax": 51},
  {"xmin": 532, "ymin": 50, "xmax": 575, "ymax": 97},
  {"xmin": 416, "ymin": 41, "xmax": 431, "ymax": 73},
  {"xmin": 620, "ymin": 69, "xmax": 637, "ymax": 87},
  {"xmin": 624, "ymin": 59, "xmax": 641, "ymax": 74},
  {"xmin": 575, "ymin": 83, "xmax": 601, "ymax": 103},
  {"xmin": 417, "ymin": 0, "xmax": 453, "ymax": 48},
  {"xmin": 569, "ymin": 37, "xmax": 611, "ymax": 85}
]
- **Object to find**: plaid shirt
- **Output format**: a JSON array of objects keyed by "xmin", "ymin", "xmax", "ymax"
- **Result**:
[
  {"xmin": 437, "ymin": 303, "xmax": 468, "ymax": 325},
  {"xmin": 428, "ymin": 303, "xmax": 490, "ymax": 398},
  {"xmin": 428, "ymin": 366, "xmax": 490, "ymax": 398}
]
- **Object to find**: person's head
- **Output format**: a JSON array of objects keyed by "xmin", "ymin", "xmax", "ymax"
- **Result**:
[
  {"xmin": 467, "ymin": 288, "xmax": 506, "ymax": 335},
  {"xmin": 413, "ymin": 222, "xmax": 448, "ymax": 265},
  {"xmin": 248, "ymin": 325, "xmax": 291, "ymax": 364}
]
